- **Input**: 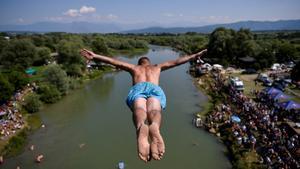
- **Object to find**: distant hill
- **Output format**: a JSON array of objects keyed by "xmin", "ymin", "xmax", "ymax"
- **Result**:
[
  {"xmin": 0, "ymin": 22, "xmax": 122, "ymax": 33},
  {"xmin": 122, "ymin": 20, "xmax": 300, "ymax": 34},
  {"xmin": 0, "ymin": 19, "xmax": 300, "ymax": 33}
]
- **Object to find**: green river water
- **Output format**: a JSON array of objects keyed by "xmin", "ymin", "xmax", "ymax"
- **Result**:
[{"xmin": 3, "ymin": 46, "xmax": 231, "ymax": 169}]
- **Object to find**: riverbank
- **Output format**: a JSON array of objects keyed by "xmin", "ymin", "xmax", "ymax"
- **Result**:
[
  {"xmin": 192, "ymin": 70, "xmax": 299, "ymax": 169},
  {"xmin": 192, "ymin": 72, "xmax": 263, "ymax": 169},
  {"xmin": 0, "ymin": 66, "xmax": 114, "ymax": 158}
]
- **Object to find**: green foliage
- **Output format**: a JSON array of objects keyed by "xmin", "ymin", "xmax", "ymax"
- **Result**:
[
  {"xmin": 275, "ymin": 41, "xmax": 297, "ymax": 62},
  {"xmin": 57, "ymin": 39, "xmax": 84, "ymax": 64},
  {"xmin": 37, "ymin": 83, "xmax": 61, "ymax": 103},
  {"xmin": 42, "ymin": 65, "xmax": 69, "ymax": 95},
  {"xmin": 23, "ymin": 93, "xmax": 42, "ymax": 113},
  {"xmin": 1, "ymin": 129, "xmax": 27, "ymax": 157},
  {"xmin": 291, "ymin": 61, "xmax": 300, "ymax": 82},
  {"xmin": 64, "ymin": 64, "xmax": 84, "ymax": 77},
  {"xmin": 0, "ymin": 37, "xmax": 8, "ymax": 53},
  {"xmin": 34, "ymin": 47, "xmax": 51, "ymax": 66},
  {"xmin": 207, "ymin": 28, "xmax": 299, "ymax": 69},
  {"xmin": 0, "ymin": 39, "xmax": 37, "ymax": 70},
  {"xmin": 91, "ymin": 36, "xmax": 110, "ymax": 55},
  {"xmin": 0, "ymin": 73, "xmax": 14, "ymax": 102},
  {"xmin": 7, "ymin": 70, "xmax": 29, "ymax": 90}
]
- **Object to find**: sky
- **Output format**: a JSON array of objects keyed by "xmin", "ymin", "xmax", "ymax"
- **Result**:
[{"xmin": 0, "ymin": 0, "xmax": 300, "ymax": 27}]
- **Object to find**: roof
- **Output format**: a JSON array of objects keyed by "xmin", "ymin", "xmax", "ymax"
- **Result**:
[{"xmin": 239, "ymin": 56, "xmax": 255, "ymax": 62}]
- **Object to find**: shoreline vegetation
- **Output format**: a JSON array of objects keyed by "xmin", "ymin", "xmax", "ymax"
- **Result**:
[
  {"xmin": 0, "ymin": 66, "xmax": 115, "ymax": 158},
  {"xmin": 0, "ymin": 33, "xmax": 151, "ymax": 159}
]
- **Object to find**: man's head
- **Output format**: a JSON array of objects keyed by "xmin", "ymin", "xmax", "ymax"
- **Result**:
[{"xmin": 138, "ymin": 57, "xmax": 150, "ymax": 65}]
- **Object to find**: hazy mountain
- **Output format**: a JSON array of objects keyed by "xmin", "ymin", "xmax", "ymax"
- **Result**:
[
  {"xmin": 122, "ymin": 19, "xmax": 300, "ymax": 34},
  {"xmin": 0, "ymin": 22, "xmax": 122, "ymax": 33},
  {"xmin": 0, "ymin": 19, "xmax": 300, "ymax": 33}
]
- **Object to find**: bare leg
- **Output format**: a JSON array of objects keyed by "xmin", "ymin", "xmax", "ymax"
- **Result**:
[
  {"xmin": 146, "ymin": 97, "xmax": 165, "ymax": 160},
  {"xmin": 132, "ymin": 98, "xmax": 150, "ymax": 162}
]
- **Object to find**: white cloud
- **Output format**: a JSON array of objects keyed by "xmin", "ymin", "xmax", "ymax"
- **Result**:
[
  {"xmin": 79, "ymin": 6, "xmax": 96, "ymax": 14},
  {"xmin": 94, "ymin": 14, "xmax": 119, "ymax": 21},
  {"xmin": 163, "ymin": 13, "xmax": 175, "ymax": 17},
  {"xmin": 17, "ymin": 18, "xmax": 25, "ymax": 23},
  {"xmin": 45, "ymin": 16, "xmax": 64, "ymax": 22},
  {"xmin": 63, "ymin": 9, "xmax": 81, "ymax": 17},
  {"xmin": 106, "ymin": 14, "xmax": 118, "ymax": 20}
]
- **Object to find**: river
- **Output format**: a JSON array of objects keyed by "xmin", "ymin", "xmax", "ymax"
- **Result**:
[{"xmin": 3, "ymin": 46, "xmax": 231, "ymax": 169}]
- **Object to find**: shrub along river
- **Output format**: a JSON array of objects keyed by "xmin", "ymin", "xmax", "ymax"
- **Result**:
[{"xmin": 3, "ymin": 45, "xmax": 231, "ymax": 169}]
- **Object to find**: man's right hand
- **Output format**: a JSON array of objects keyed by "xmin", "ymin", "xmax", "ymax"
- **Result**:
[
  {"xmin": 80, "ymin": 49, "xmax": 95, "ymax": 61},
  {"xmin": 195, "ymin": 49, "xmax": 207, "ymax": 59}
]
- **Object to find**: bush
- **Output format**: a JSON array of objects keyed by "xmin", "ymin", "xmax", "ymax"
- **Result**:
[
  {"xmin": 1, "ymin": 129, "xmax": 27, "ymax": 157},
  {"xmin": 42, "ymin": 65, "xmax": 69, "ymax": 95},
  {"xmin": 0, "ymin": 73, "xmax": 14, "ymax": 102},
  {"xmin": 23, "ymin": 93, "xmax": 42, "ymax": 113},
  {"xmin": 37, "ymin": 84, "xmax": 61, "ymax": 103}
]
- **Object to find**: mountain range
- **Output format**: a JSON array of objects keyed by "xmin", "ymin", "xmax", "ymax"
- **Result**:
[{"xmin": 0, "ymin": 19, "xmax": 300, "ymax": 34}]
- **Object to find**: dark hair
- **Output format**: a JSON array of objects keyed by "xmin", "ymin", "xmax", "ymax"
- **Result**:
[{"xmin": 138, "ymin": 57, "xmax": 150, "ymax": 65}]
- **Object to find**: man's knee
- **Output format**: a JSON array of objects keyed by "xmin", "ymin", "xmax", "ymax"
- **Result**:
[{"xmin": 147, "ymin": 109, "xmax": 161, "ymax": 116}]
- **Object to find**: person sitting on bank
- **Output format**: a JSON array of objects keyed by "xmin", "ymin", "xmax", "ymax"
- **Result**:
[{"xmin": 80, "ymin": 48, "xmax": 207, "ymax": 162}]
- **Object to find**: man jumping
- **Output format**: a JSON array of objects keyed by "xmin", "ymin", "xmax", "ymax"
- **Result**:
[{"xmin": 80, "ymin": 48, "xmax": 207, "ymax": 162}]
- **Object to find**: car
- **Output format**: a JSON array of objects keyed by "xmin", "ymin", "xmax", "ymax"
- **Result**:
[
  {"xmin": 273, "ymin": 82, "xmax": 285, "ymax": 91},
  {"xmin": 271, "ymin": 63, "xmax": 281, "ymax": 70},
  {"xmin": 263, "ymin": 78, "xmax": 273, "ymax": 87},
  {"xmin": 257, "ymin": 73, "xmax": 268, "ymax": 82},
  {"xmin": 286, "ymin": 61, "xmax": 295, "ymax": 68},
  {"xmin": 229, "ymin": 77, "xmax": 244, "ymax": 91},
  {"xmin": 242, "ymin": 68, "xmax": 257, "ymax": 74}
]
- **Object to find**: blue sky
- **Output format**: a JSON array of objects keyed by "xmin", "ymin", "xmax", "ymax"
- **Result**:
[{"xmin": 0, "ymin": 0, "xmax": 299, "ymax": 27}]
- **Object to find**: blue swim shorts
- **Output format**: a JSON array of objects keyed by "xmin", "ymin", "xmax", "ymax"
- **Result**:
[{"xmin": 126, "ymin": 82, "xmax": 166, "ymax": 109}]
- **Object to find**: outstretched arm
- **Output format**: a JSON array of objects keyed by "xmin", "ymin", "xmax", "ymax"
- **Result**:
[
  {"xmin": 80, "ymin": 49, "xmax": 135, "ymax": 72},
  {"xmin": 158, "ymin": 49, "xmax": 207, "ymax": 71}
]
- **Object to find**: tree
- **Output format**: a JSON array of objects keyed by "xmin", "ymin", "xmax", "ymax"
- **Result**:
[
  {"xmin": 275, "ymin": 41, "xmax": 297, "ymax": 63},
  {"xmin": 37, "ymin": 83, "xmax": 61, "ymax": 103},
  {"xmin": 57, "ymin": 39, "xmax": 84, "ymax": 66},
  {"xmin": 42, "ymin": 65, "xmax": 69, "ymax": 95},
  {"xmin": 291, "ymin": 61, "xmax": 300, "ymax": 82},
  {"xmin": 23, "ymin": 93, "xmax": 41, "ymax": 113},
  {"xmin": 7, "ymin": 70, "xmax": 29, "ymax": 90},
  {"xmin": 207, "ymin": 27, "xmax": 236, "ymax": 66},
  {"xmin": 91, "ymin": 36, "xmax": 110, "ymax": 55},
  {"xmin": 0, "ymin": 39, "xmax": 37, "ymax": 70},
  {"xmin": 33, "ymin": 47, "xmax": 51, "ymax": 66},
  {"xmin": 64, "ymin": 64, "xmax": 83, "ymax": 77},
  {"xmin": 0, "ymin": 73, "xmax": 14, "ymax": 102}
]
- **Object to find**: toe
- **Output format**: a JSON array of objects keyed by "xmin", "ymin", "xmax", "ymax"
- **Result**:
[{"xmin": 139, "ymin": 153, "xmax": 148, "ymax": 162}]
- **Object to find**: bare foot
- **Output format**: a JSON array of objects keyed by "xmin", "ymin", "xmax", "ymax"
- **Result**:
[
  {"xmin": 137, "ymin": 124, "xmax": 150, "ymax": 162},
  {"xmin": 149, "ymin": 123, "xmax": 165, "ymax": 160}
]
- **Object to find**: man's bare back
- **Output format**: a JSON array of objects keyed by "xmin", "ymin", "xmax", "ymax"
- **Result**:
[
  {"xmin": 81, "ymin": 48, "xmax": 207, "ymax": 162},
  {"xmin": 131, "ymin": 64, "xmax": 161, "ymax": 85}
]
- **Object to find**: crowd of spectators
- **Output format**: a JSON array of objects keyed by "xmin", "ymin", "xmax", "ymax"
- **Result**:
[{"xmin": 204, "ymin": 72, "xmax": 299, "ymax": 169}]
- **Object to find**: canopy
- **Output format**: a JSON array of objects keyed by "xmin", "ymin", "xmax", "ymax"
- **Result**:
[
  {"xmin": 264, "ymin": 87, "xmax": 283, "ymax": 95},
  {"xmin": 272, "ymin": 93, "xmax": 291, "ymax": 101},
  {"xmin": 212, "ymin": 64, "xmax": 223, "ymax": 70},
  {"xmin": 25, "ymin": 68, "xmax": 36, "ymax": 75},
  {"xmin": 239, "ymin": 56, "xmax": 255, "ymax": 62},
  {"xmin": 231, "ymin": 115, "xmax": 241, "ymax": 123},
  {"xmin": 0, "ymin": 111, "xmax": 6, "ymax": 116},
  {"xmin": 279, "ymin": 100, "xmax": 300, "ymax": 110}
]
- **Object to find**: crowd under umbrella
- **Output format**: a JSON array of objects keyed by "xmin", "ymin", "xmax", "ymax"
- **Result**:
[
  {"xmin": 265, "ymin": 87, "xmax": 283, "ymax": 95},
  {"xmin": 272, "ymin": 93, "xmax": 291, "ymax": 102},
  {"xmin": 278, "ymin": 100, "xmax": 300, "ymax": 110},
  {"xmin": 231, "ymin": 115, "xmax": 241, "ymax": 123}
]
